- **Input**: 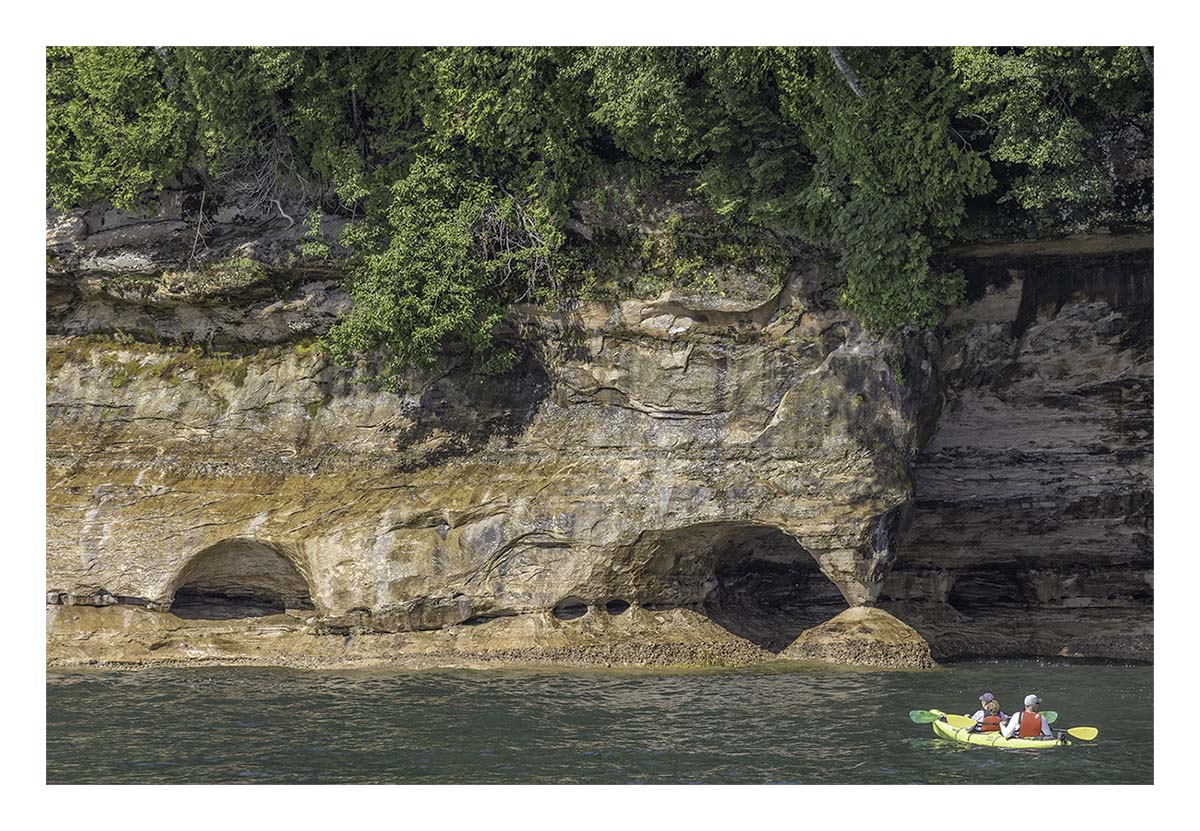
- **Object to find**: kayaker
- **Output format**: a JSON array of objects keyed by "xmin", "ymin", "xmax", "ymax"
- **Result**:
[
  {"xmin": 965, "ymin": 692, "xmax": 1007, "ymax": 732},
  {"xmin": 977, "ymin": 698, "xmax": 1007, "ymax": 732},
  {"xmin": 1000, "ymin": 693, "xmax": 1053, "ymax": 739}
]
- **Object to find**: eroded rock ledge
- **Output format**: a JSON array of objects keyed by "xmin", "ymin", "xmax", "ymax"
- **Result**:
[
  {"xmin": 48, "ymin": 199, "xmax": 939, "ymax": 668},
  {"xmin": 780, "ymin": 607, "xmax": 935, "ymax": 669},
  {"xmin": 49, "ymin": 603, "xmax": 937, "ymax": 671},
  {"xmin": 45, "ymin": 203, "xmax": 1152, "ymax": 669}
]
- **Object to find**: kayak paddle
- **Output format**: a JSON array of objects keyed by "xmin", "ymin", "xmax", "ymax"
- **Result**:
[
  {"xmin": 930, "ymin": 710, "xmax": 978, "ymax": 729},
  {"xmin": 910, "ymin": 709, "xmax": 976, "ymax": 729},
  {"xmin": 1065, "ymin": 726, "xmax": 1099, "ymax": 741},
  {"xmin": 1042, "ymin": 710, "xmax": 1058, "ymax": 724}
]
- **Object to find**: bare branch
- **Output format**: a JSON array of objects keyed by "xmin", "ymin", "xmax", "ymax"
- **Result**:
[
  {"xmin": 271, "ymin": 199, "xmax": 295, "ymax": 228},
  {"xmin": 188, "ymin": 189, "xmax": 206, "ymax": 268},
  {"xmin": 221, "ymin": 118, "xmax": 320, "ymax": 219},
  {"xmin": 1139, "ymin": 46, "xmax": 1153, "ymax": 74},
  {"xmin": 828, "ymin": 47, "xmax": 867, "ymax": 100}
]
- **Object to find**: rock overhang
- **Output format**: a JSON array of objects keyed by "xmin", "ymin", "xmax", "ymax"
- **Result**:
[{"xmin": 47, "ymin": 248, "xmax": 924, "ymax": 637}]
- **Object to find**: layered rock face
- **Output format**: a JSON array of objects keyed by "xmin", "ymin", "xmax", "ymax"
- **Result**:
[
  {"xmin": 47, "ymin": 200, "xmax": 931, "ymax": 668},
  {"xmin": 880, "ymin": 238, "xmax": 1153, "ymax": 661},
  {"xmin": 45, "ymin": 201, "xmax": 1153, "ymax": 668}
]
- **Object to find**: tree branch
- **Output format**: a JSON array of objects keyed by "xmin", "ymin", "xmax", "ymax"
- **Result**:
[
  {"xmin": 1138, "ymin": 46, "xmax": 1153, "ymax": 74},
  {"xmin": 828, "ymin": 47, "xmax": 867, "ymax": 100},
  {"xmin": 188, "ymin": 188, "xmax": 206, "ymax": 268},
  {"xmin": 271, "ymin": 199, "xmax": 295, "ymax": 228}
]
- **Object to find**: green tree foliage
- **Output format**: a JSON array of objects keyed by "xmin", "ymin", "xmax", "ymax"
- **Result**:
[
  {"xmin": 581, "ymin": 47, "xmax": 994, "ymax": 330},
  {"xmin": 46, "ymin": 46, "xmax": 1152, "ymax": 380},
  {"xmin": 47, "ymin": 47, "xmax": 193, "ymax": 208},
  {"xmin": 953, "ymin": 47, "xmax": 1152, "ymax": 231},
  {"xmin": 325, "ymin": 156, "xmax": 557, "ymax": 382},
  {"xmin": 786, "ymin": 48, "xmax": 993, "ymax": 330}
]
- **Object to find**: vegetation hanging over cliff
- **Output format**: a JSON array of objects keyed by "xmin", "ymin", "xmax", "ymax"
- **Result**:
[{"xmin": 46, "ymin": 46, "xmax": 1152, "ymax": 381}]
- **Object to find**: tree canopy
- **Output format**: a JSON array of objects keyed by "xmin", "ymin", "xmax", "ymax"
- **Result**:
[{"xmin": 47, "ymin": 46, "xmax": 1152, "ymax": 381}]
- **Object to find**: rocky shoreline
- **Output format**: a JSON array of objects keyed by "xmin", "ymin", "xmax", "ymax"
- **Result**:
[
  {"xmin": 48, "ymin": 604, "xmax": 939, "ymax": 671},
  {"xmin": 51, "ymin": 600, "xmax": 1145, "ymax": 671}
]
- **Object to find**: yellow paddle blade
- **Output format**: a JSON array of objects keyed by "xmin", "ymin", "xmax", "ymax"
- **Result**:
[{"xmin": 1067, "ymin": 726, "xmax": 1099, "ymax": 741}]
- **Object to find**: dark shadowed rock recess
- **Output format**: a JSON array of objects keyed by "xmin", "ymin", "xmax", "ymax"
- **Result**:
[
  {"xmin": 45, "ymin": 197, "xmax": 1152, "ymax": 670},
  {"xmin": 880, "ymin": 237, "xmax": 1153, "ymax": 662}
]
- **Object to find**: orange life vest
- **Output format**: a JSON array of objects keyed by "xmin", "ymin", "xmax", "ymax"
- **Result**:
[
  {"xmin": 978, "ymin": 714, "xmax": 1004, "ymax": 733},
  {"xmin": 1018, "ymin": 710, "xmax": 1044, "ymax": 738}
]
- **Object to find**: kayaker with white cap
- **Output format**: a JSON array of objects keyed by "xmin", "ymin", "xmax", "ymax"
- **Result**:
[{"xmin": 1000, "ymin": 693, "xmax": 1053, "ymax": 739}]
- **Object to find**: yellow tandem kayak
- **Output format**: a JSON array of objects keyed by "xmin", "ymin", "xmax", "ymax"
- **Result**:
[{"xmin": 929, "ymin": 710, "xmax": 1069, "ymax": 749}]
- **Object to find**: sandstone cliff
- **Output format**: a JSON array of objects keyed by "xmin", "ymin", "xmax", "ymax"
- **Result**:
[
  {"xmin": 883, "ymin": 238, "xmax": 1153, "ymax": 662},
  {"xmin": 45, "ymin": 197, "xmax": 1152, "ymax": 669}
]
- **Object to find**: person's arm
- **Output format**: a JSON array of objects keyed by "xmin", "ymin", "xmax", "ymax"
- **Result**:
[
  {"xmin": 1000, "ymin": 712, "xmax": 1020, "ymax": 738},
  {"xmin": 1040, "ymin": 715, "xmax": 1052, "ymax": 737}
]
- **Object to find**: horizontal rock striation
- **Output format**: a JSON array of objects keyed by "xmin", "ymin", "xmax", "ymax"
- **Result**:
[
  {"xmin": 45, "ymin": 198, "xmax": 1153, "ymax": 668},
  {"xmin": 880, "ymin": 238, "xmax": 1153, "ymax": 661},
  {"xmin": 47, "ymin": 200, "xmax": 938, "ymax": 668},
  {"xmin": 47, "ymin": 191, "xmax": 351, "ymax": 349}
]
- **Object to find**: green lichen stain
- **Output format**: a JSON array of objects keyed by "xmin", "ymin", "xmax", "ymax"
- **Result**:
[{"xmin": 48, "ymin": 335, "xmax": 258, "ymax": 391}]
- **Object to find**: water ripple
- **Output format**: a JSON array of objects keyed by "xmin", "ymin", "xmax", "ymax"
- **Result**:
[{"xmin": 47, "ymin": 662, "xmax": 1151, "ymax": 784}]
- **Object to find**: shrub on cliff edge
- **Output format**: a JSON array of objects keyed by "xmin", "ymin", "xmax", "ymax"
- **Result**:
[{"xmin": 45, "ymin": 46, "xmax": 1153, "ymax": 384}]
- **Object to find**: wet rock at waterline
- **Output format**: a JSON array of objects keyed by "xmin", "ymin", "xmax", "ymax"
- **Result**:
[{"xmin": 779, "ymin": 607, "xmax": 935, "ymax": 669}]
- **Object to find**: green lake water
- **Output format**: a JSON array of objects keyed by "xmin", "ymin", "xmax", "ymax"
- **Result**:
[{"xmin": 46, "ymin": 660, "xmax": 1152, "ymax": 784}]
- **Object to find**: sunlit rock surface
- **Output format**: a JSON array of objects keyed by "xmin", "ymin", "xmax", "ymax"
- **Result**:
[
  {"xmin": 779, "ymin": 606, "xmax": 935, "ymax": 669},
  {"xmin": 45, "ymin": 202, "xmax": 1152, "ymax": 669}
]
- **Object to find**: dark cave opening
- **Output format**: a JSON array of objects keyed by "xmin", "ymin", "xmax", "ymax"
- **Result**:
[
  {"xmin": 704, "ymin": 564, "xmax": 846, "ymax": 651},
  {"xmin": 944, "ymin": 562, "xmax": 1155, "ymax": 615},
  {"xmin": 947, "ymin": 570, "xmax": 1027, "ymax": 614},
  {"xmin": 168, "ymin": 539, "xmax": 315, "ymax": 621},
  {"xmin": 703, "ymin": 530, "xmax": 847, "ymax": 652},
  {"xmin": 170, "ymin": 586, "xmax": 293, "ymax": 620},
  {"xmin": 552, "ymin": 597, "xmax": 589, "ymax": 621},
  {"xmin": 625, "ymin": 523, "xmax": 848, "ymax": 652}
]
